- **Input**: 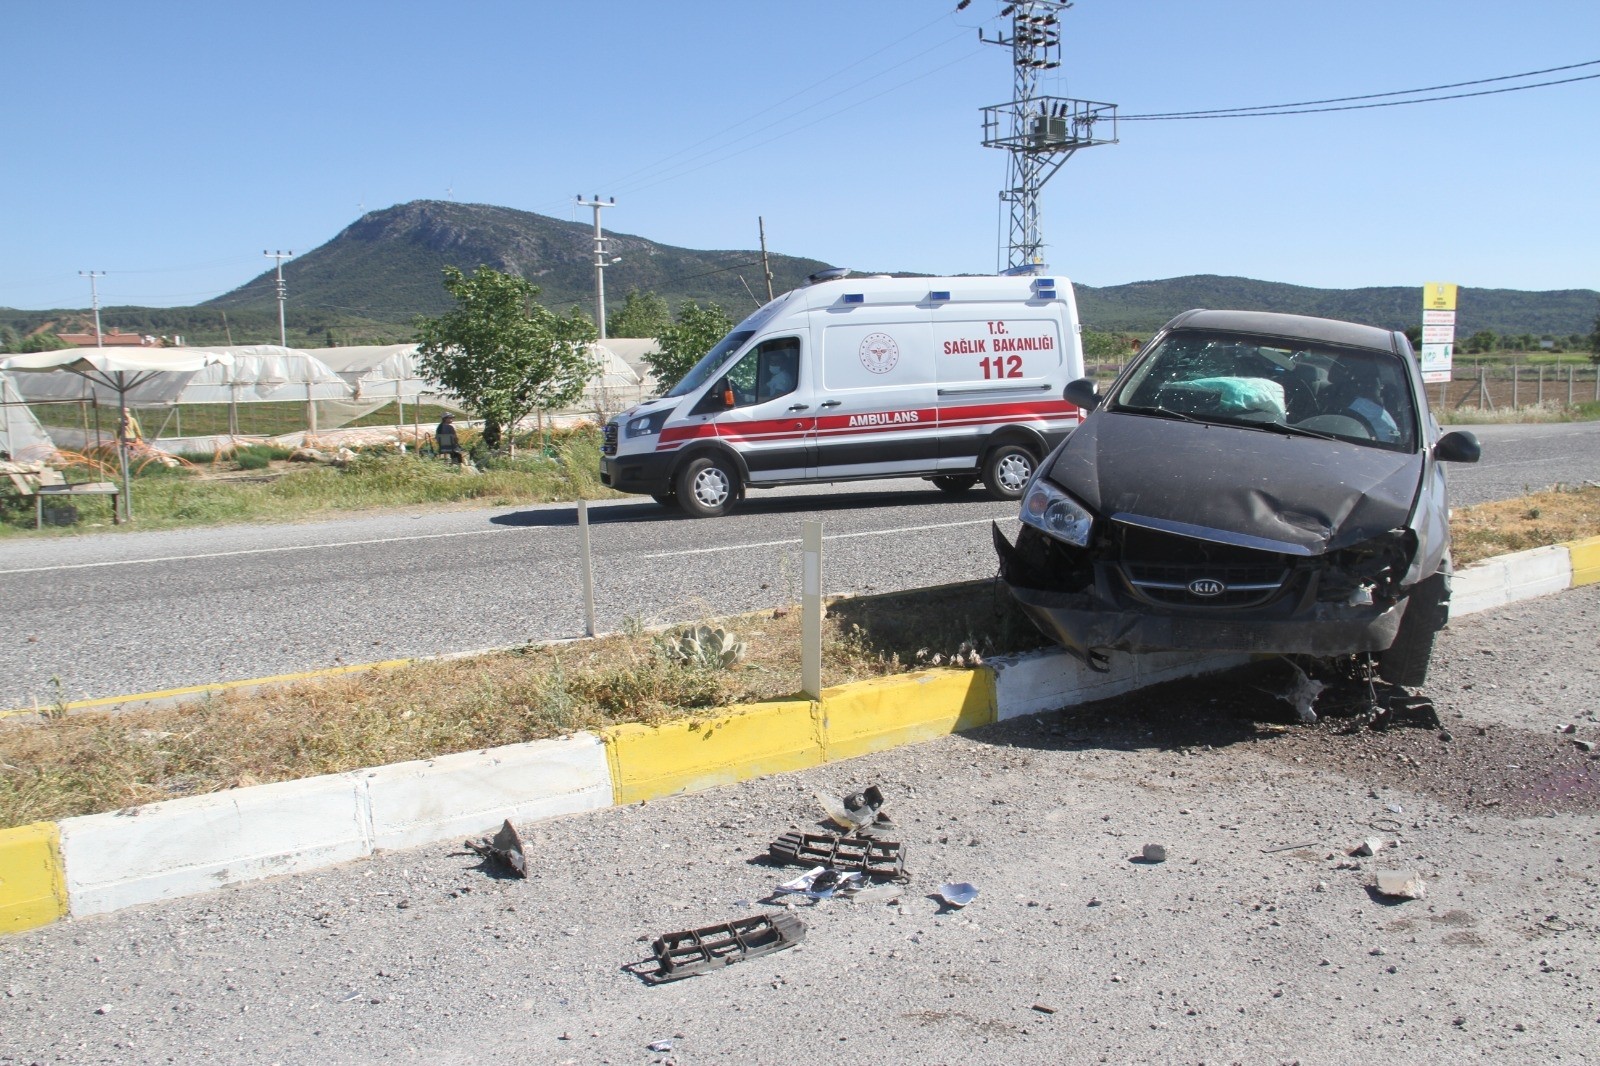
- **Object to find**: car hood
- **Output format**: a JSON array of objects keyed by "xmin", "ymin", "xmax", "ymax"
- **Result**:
[{"xmin": 1046, "ymin": 411, "xmax": 1424, "ymax": 554}]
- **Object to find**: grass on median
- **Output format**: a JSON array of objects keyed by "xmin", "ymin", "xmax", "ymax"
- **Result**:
[
  {"xmin": 0, "ymin": 582, "xmax": 1048, "ymax": 829},
  {"xmin": 2, "ymin": 487, "xmax": 1596, "ymax": 830}
]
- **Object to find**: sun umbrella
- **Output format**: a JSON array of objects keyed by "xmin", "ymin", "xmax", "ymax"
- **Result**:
[{"xmin": 0, "ymin": 347, "xmax": 234, "ymax": 521}]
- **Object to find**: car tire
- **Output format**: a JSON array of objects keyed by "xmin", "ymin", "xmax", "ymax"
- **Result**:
[
  {"xmin": 931, "ymin": 475, "xmax": 977, "ymax": 496},
  {"xmin": 675, "ymin": 455, "xmax": 739, "ymax": 518},
  {"xmin": 981, "ymin": 443, "xmax": 1037, "ymax": 501},
  {"xmin": 1378, "ymin": 568, "xmax": 1451, "ymax": 687}
]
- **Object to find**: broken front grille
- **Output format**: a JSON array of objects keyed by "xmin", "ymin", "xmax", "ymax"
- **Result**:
[
  {"xmin": 1116, "ymin": 525, "xmax": 1292, "ymax": 608},
  {"xmin": 601, "ymin": 420, "xmax": 619, "ymax": 456}
]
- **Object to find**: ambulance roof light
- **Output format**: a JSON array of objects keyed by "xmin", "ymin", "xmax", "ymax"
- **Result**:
[{"xmin": 806, "ymin": 267, "xmax": 852, "ymax": 285}]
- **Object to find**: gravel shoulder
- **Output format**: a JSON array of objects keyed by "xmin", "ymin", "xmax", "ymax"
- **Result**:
[{"xmin": 2, "ymin": 585, "xmax": 1597, "ymax": 1066}]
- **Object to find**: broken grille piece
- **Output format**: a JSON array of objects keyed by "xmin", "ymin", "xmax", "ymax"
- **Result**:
[
  {"xmin": 769, "ymin": 831, "xmax": 908, "ymax": 881},
  {"xmin": 643, "ymin": 913, "xmax": 806, "ymax": 983},
  {"xmin": 464, "ymin": 819, "xmax": 528, "ymax": 878}
]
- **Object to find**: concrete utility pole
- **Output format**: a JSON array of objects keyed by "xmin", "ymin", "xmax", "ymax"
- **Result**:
[
  {"xmin": 977, "ymin": 0, "xmax": 1117, "ymax": 271},
  {"xmin": 576, "ymin": 195, "xmax": 616, "ymax": 339},
  {"xmin": 79, "ymin": 270, "xmax": 106, "ymax": 346},
  {"xmin": 263, "ymin": 250, "xmax": 293, "ymax": 347}
]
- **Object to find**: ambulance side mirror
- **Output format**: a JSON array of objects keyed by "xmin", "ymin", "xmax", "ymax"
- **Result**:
[
  {"xmin": 721, "ymin": 381, "xmax": 736, "ymax": 407},
  {"xmin": 1065, "ymin": 378, "xmax": 1101, "ymax": 412}
]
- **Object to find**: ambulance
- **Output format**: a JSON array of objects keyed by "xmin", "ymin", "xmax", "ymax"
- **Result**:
[{"xmin": 600, "ymin": 268, "xmax": 1085, "ymax": 517}]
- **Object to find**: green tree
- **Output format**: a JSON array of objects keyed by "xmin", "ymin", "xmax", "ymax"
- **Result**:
[
  {"xmin": 1464, "ymin": 329, "xmax": 1497, "ymax": 354},
  {"xmin": 645, "ymin": 301, "xmax": 734, "ymax": 390},
  {"xmin": 0, "ymin": 324, "xmax": 19, "ymax": 353},
  {"xmin": 607, "ymin": 290, "xmax": 672, "ymax": 339},
  {"xmin": 414, "ymin": 266, "xmax": 597, "ymax": 448},
  {"xmin": 1589, "ymin": 300, "xmax": 1600, "ymax": 366},
  {"xmin": 18, "ymin": 331, "xmax": 71, "ymax": 353}
]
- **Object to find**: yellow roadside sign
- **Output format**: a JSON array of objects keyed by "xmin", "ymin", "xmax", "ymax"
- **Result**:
[{"xmin": 1422, "ymin": 282, "xmax": 1458, "ymax": 311}]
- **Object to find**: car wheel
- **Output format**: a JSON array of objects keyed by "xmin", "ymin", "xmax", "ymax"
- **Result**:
[
  {"xmin": 1378, "ymin": 568, "xmax": 1451, "ymax": 687},
  {"xmin": 931, "ymin": 475, "xmax": 977, "ymax": 496},
  {"xmin": 675, "ymin": 455, "xmax": 739, "ymax": 518},
  {"xmin": 650, "ymin": 491, "xmax": 676, "ymax": 508},
  {"xmin": 981, "ymin": 444, "xmax": 1037, "ymax": 501}
]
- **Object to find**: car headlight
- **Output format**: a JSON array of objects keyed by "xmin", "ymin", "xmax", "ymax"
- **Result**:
[
  {"xmin": 1018, "ymin": 478, "xmax": 1094, "ymax": 547},
  {"xmin": 625, "ymin": 411, "xmax": 671, "ymax": 438}
]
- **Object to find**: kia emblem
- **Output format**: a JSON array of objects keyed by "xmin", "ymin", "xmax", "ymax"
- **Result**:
[{"xmin": 1188, "ymin": 578, "xmax": 1226, "ymax": 597}]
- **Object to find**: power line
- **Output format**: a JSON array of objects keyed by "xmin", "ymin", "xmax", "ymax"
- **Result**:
[{"xmin": 1123, "ymin": 60, "xmax": 1600, "ymax": 120}]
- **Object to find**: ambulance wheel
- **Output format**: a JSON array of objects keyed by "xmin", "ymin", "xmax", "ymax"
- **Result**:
[
  {"xmin": 932, "ymin": 476, "xmax": 977, "ymax": 496},
  {"xmin": 650, "ymin": 491, "xmax": 676, "ymax": 508},
  {"xmin": 676, "ymin": 455, "xmax": 739, "ymax": 518},
  {"xmin": 981, "ymin": 443, "xmax": 1036, "ymax": 501}
]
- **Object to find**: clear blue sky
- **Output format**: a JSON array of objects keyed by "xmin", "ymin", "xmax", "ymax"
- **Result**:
[{"xmin": 3, "ymin": 0, "xmax": 1596, "ymax": 311}]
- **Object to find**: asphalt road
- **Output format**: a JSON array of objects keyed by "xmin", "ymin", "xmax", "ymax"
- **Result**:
[
  {"xmin": 1, "ymin": 420, "xmax": 1595, "ymax": 709},
  {"xmin": 3, "ymin": 584, "xmax": 1597, "ymax": 1065}
]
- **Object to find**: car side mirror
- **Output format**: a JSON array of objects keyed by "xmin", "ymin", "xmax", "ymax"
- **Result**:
[
  {"xmin": 1434, "ymin": 429, "xmax": 1480, "ymax": 463},
  {"xmin": 720, "ymin": 381, "xmax": 736, "ymax": 408},
  {"xmin": 1065, "ymin": 377, "xmax": 1101, "ymax": 412}
]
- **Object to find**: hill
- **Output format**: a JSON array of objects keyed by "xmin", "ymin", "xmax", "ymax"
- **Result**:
[
  {"xmin": 205, "ymin": 200, "xmax": 836, "ymax": 322},
  {"xmin": 4, "ymin": 199, "xmax": 1593, "ymax": 347}
]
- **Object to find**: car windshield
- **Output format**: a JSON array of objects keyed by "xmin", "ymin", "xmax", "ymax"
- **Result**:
[
  {"xmin": 1108, "ymin": 328, "xmax": 1417, "ymax": 450},
  {"xmin": 663, "ymin": 329, "xmax": 756, "ymax": 398}
]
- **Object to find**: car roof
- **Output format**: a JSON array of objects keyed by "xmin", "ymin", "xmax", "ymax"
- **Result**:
[{"xmin": 1166, "ymin": 309, "xmax": 1400, "ymax": 352}]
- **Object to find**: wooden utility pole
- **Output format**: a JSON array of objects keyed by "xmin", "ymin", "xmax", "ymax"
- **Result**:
[{"xmin": 758, "ymin": 216, "xmax": 775, "ymax": 302}]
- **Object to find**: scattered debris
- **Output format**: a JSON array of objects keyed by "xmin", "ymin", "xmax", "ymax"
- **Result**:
[
  {"xmin": 774, "ymin": 866, "xmax": 865, "ymax": 900},
  {"xmin": 1384, "ymin": 803, "xmax": 1405, "ymax": 815},
  {"xmin": 819, "ymin": 785, "xmax": 890, "ymax": 832},
  {"xmin": 1375, "ymin": 870, "xmax": 1427, "ymax": 900},
  {"xmin": 1558, "ymin": 723, "xmax": 1576, "ymax": 734},
  {"xmin": 464, "ymin": 819, "xmax": 528, "ymax": 878},
  {"xmin": 1270, "ymin": 658, "xmax": 1327, "ymax": 723},
  {"xmin": 1031, "ymin": 1003, "xmax": 1057, "ymax": 1015},
  {"xmin": 1139, "ymin": 843, "xmax": 1168, "ymax": 863},
  {"xmin": 1261, "ymin": 841, "xmax": 1319, "ymax": 854},
  {"xmin": 647, "ymin": 1040, "xmax": 673, "ymax": 1052},
  {"xmin": 1574, "ymin": 739, "xmax": 1595, "ymax": 753},
  {"xmin": 638, "ymin": 914, "xmax": 805, "ymax": 983},
  {"xmin": 769, "ymin": 831, "xmax": 908, "ymax": 881},
  {"xmin": 935, "ymin": 882, "xmax": 979, "ymax": 909},
  {"xmin": 1353, "ymin": 837, "xmax": 1387, "ymax": 857}
]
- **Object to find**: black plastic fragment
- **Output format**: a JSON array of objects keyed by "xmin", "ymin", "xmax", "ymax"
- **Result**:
[
  {"xmin": 465, "ymin": 819, "xmax": 528, "ymax": 878},
  {"xmin": 770, "ymin": 831, "xmax": 908, "ymax": 881},
  {"xmin": 643, "ymin": 913, "xmax": 805, "ymax": 983}
]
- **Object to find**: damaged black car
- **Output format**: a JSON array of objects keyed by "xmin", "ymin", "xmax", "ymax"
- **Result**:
[{"xmin": 994, "ymin": 309, "xmax": 1481, "ymax": 686}]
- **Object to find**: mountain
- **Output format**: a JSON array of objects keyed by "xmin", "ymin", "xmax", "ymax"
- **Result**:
[
  {"xmin": 6, "ymin": 200, "xmax": 1593, "ymax": 347},
  {"xmin": 1073, "ymin": 275, "xmax": 1597, "ymax": 338},
  {"xmin": 205, "ymin": 200, "xmax": 836, "ymax": 322}
]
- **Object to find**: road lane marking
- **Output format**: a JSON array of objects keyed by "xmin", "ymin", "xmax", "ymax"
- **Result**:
[
  {"xmin": 0, "ymin": 659, "xmax": 417, "ymax": 720},
  {"xmin": 637, "ymin": 515, "xmax": 1018, "ymax": 559},
  {"xmin": 0, "ymin": 528, "xmax": 514, "ymax": 576}
]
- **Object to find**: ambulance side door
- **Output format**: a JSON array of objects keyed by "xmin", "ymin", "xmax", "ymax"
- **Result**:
[{"xmin": 812, "ymin": 310, "xmax": 939, "ymax": 480}]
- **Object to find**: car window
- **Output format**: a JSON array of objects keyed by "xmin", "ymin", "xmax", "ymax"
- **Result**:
[
  {"xmin": 723, "ymin": 337, "xmax": 801, "ymax": 408},
  {"xmin": 1112, "ymin": 329, "xmax": 1416, "ymax": 450}
]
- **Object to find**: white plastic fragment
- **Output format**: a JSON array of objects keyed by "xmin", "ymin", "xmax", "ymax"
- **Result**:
[
  {"xmin": 1354, "ymin": 837, "xmax": 1386, "ymax": 857},
  {"xmin": 936, "ymin": 882, "xmax": 979, "ymax": 908},
  {"xmin": 774, "ymin": 866, "xmax": 864, "ymax": 900}
]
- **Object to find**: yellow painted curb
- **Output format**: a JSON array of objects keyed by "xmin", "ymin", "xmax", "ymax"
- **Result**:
[
  {"xmin": 602, "ymin": 699, "xmax": 823, "ymax": 805},
  {"xmin": 0, "ymin": 822, "xmax": 68, "ymax": 934},
  {"xmin": 820, "ymin": 668, "xmax": 997, "ymax": 762},
  {"xmin": 1567, "ymin": 535, "xmax": 1600, "ymax": 587}
]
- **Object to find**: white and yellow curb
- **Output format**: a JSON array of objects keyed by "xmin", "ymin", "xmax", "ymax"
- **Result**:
[{"xmin": 4, "ymin": 535, "xmax": 1597, "ymax": 935}]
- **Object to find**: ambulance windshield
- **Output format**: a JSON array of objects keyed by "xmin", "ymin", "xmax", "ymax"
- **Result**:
[{"xmin": 664, "ymin": 329, "xmax": 756, "ymax": 398}]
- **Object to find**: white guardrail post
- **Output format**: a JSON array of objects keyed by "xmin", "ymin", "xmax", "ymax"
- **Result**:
[
  {"xmin": 802, "ymin": 519, "xmax": 823, "ymax": 699},
  {"xmin": 578, "ymin": 500, "xmax": 596, "ymax": 638}
]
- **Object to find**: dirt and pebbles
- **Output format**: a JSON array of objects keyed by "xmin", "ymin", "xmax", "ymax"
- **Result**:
[{"xmin": 1, "ymin": 585, "xmax": 1597, "ymax": 1066}]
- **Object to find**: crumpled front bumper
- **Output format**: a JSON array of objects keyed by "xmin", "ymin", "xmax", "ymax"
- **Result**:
[{"xmin": 1006, "ymin": 584, "xmax": 1405, "ymax": 661}]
